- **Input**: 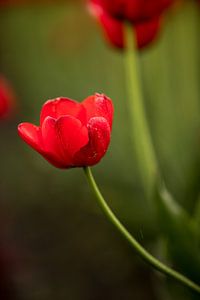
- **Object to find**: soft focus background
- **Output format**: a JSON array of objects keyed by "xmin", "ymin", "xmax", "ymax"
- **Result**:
[{"xmin": 0, "ymin": 1, "xmax": 200, "ymax": 299}]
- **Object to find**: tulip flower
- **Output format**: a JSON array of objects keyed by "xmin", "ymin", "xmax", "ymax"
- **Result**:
[
  {"xmin": 88, "ymin": 0, "xmax": 173, "ymax": 49},
  {"xmin": 18, "ymin": 93, "xmax": 113, "ymax": 168},
  {"xmin": 0, "ymin": 76, "xmax": 15, "ymax": 119},
  {"xmin": 98, "ymin": 0, "xmax": 173, "ymax": 22}
]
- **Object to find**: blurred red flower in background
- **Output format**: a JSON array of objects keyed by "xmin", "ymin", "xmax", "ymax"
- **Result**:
[
  {"xmin": 0, "ymin": 76, "xmax": 15, "ymax": 119},
  {"xmin": 88, "ymin": 0, "xmax": 174, "ymax": 49},
  {"xmin": 18, "ymin": 93, "xmax": 113, "ymax": 168},
  {"xmin": 98, "ymin": 0, "xmax": 173, "ymax": 22}
]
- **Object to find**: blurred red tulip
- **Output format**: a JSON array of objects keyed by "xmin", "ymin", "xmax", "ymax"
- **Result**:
[
  {"xmin": 98, "ymin": 0, "xmax": 173, "ymax": 22},
  {"xmin": 88, "ymin": 0, "xmax": 174, "ymax": 49},
  {"xmin": 18, "ymin": 93, "xmax": 113, "ymax": 168},
  {"xmin": 0, "ymin": 76, "xmax": 15, "ymax": 119}
]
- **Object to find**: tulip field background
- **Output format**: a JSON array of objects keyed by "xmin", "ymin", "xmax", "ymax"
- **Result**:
[{"xmin": 1, "ymin": 1, "xmax": 200, "ymax": 299}]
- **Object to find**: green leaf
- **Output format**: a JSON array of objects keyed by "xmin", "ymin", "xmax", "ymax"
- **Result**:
[{"xmin": 155, "ymin": 181, "xmax": 200, "ymax": 283}]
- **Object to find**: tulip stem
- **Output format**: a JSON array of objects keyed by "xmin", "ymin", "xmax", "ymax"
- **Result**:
[
  {"xmin": 83, "ymin": 166, "xmax": 200, "ymax": 294},
  {"xmin": 124, "ymin": 24, "xmax": 158, "ymax": 196}
]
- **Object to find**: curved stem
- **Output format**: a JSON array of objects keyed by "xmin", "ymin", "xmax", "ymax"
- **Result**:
[
  {"xmin": 83, "ymin": 166, "xmax": 200, "ymax": 294},
  {"xmin": 124, "ymin": 24, "xmax": 158, "ymax": 196}
]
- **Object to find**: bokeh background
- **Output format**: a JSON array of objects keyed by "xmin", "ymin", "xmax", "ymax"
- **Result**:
[{"xmin": 0, "ymin": 0, "xmax": 200, "ymax": 299}]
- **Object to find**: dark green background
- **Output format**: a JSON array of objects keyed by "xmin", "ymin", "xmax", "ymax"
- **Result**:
[{"xmin": 0, "ymin": 1, "xmax": 200, "ymax": 299}]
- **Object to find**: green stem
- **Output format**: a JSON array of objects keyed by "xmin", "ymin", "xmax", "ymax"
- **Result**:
[
  {"xmin": 124, "ymin": 24, "xmax": 158, "ymax": 195},
  {"xmin": 83, "ymin": 166, "xmax": 200, "ymax": 294}
]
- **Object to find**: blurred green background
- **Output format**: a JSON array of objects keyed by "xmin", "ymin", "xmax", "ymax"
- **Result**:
[{"xmin": 0, "ymin": 1, "xmax": 200, "ymax": 299}]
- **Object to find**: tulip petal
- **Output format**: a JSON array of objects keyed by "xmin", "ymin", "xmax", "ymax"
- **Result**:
[
  {"xmin": 83, "ymin": 93, "xmax": 113, "ymax": 128},
  {"xmin": 92, "ymin": 5, "xmax": 125, "ymax": 48},
  {"xmin": 18, "ymin": 123, "xmax": 43, "ymax": 153},
  {"xmin": 55, "ymin": 115, "xmax": 89, "ymax": 158},
  {"xmin": 0, "ymin": 76, "xmax": 15, "ymax": 118},
  {"xmin": 18, "ymin": 121, "xmax": 67, "ymax": 168},
  {"xmin": 73, "ymin": 117, "xmax": 111, "ymax": 166},
  {"xmin": 140, "ymin": 0, "xmax": 173, "ymax": 20},
  {"xmin": 40, "ymin": 97, "xmax": 87, "ymax": 126},
  {"xmin": 99, "ymin": 0, "xmax": 140, "ymax": 22},
  {"xmin": 41, "ymin": 116, "xmax": 67, "ymax": 165},
  {"xmin": 135, "ymin": 17, "xmax": 161, "ymax": 49},
  {"xmin": 41, "ymin": 115, "xmax": 89, "ymax": 168}
]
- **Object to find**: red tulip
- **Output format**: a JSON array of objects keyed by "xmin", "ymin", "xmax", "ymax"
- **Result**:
[
  {"xmin": 88, "ymin": 0, "xmax": 173, "ymax": 49},
  {"xmin": 18, "ymin": 93, "xmax": 113, "ymax": 168},
  {"xmin": 0, "ymin": 76, "xmax": 15, "ymax": 119},
  {"xmin": 98, "ymin": 0, "xmax": 173, "ymax": 23}
]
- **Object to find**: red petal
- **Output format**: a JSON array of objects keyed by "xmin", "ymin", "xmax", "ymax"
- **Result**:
[
  {"xmin": 99, "ymin": 0, "xmax": 140, "ymax": 22},
  {"xmin": 18, "ymin": 122, "xmax": 66, "ymax": 168},
  {"xmin": 91, "ymin": 4, "xmax": 125, "ymax": 48},
  {"xmin": 82, "ymin": 93, "xmax": 113, "ymax": 128},
  {"xmin": 41, "ymin": 116, "xmax": 68, "ymax": 166},
  {"xmin": 40, "ymin": 97, "xmax": 87, "ymax": 126},
  {"xmin": 41, "ymin": 116, "xmax": 89, "ymax": 168},
  {"xmin": 0, "ymin": 76, "xmax": 15, "ymax": 118},
  {"xmin": 55, "ymin": 115, "xmax": 89, "ymax": 158},
  {"xmin": 73, "ymin": 117, "xmax": 111, "ymax": 166},
  {"xmin": 138, "ymin": 0, "xmax": 173, "ymax": 21},
  {"xmin": 135, "ymin": 17, "xmax": 161, "ymax": 49},
  {"xmin": 18, "ymin": 123, "xmax": 43, "ymax": 153}
]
